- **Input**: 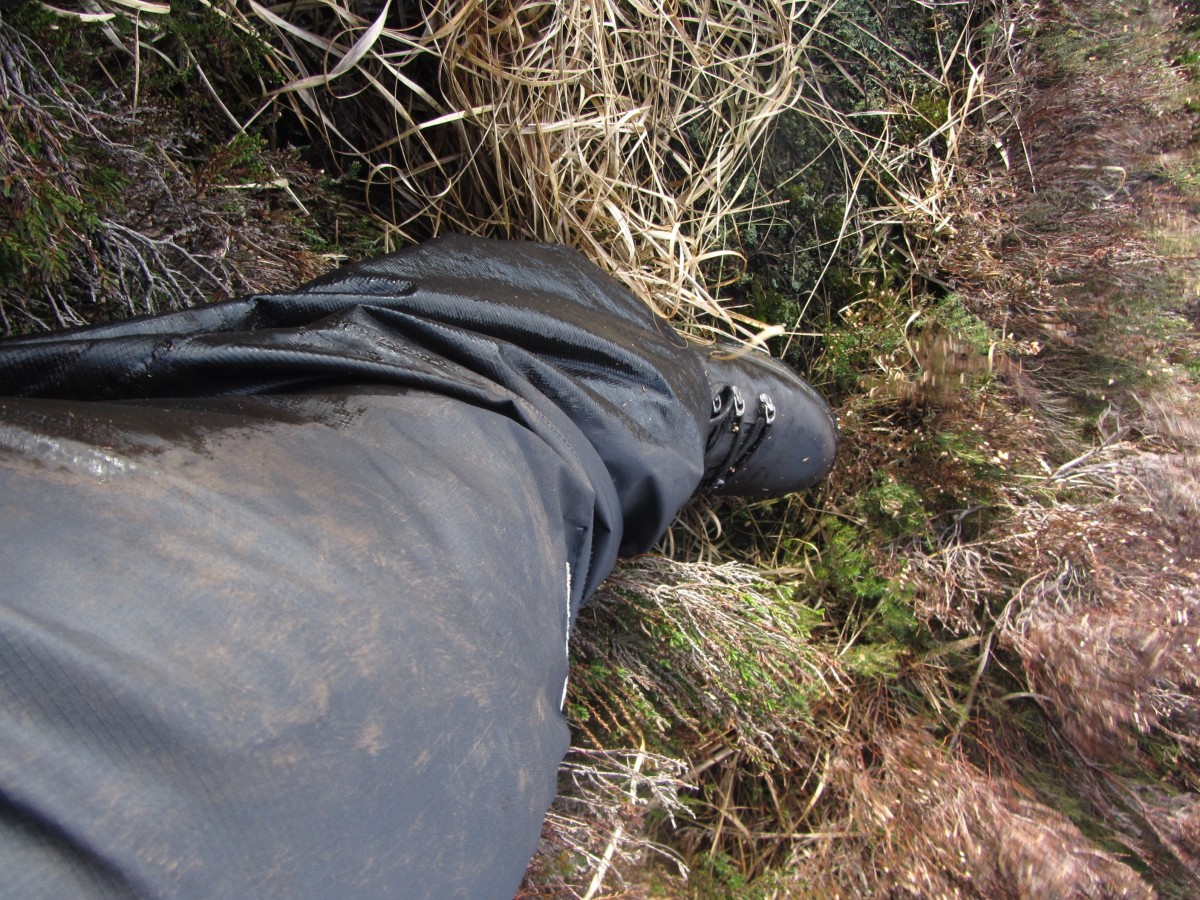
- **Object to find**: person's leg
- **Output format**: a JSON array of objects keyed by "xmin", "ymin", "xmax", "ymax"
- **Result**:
[
  {"xmin": 0, "ymin": 236, "xmax": 837, "ymax": 896},
  {"xmin": 0, "ymin": 386, "xmax": 595, "ymax": 898},
  {"xmin": 3, "ymin": 236, "xmax": 713, "ymax": 565},
  {"xmin": 0, "ymin": 237, "xmax": 716, "ymax": 897}
]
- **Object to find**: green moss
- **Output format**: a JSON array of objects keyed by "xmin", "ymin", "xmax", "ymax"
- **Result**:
[
  {"xmin": 0, "ymin": 179, "xmax": 90, "ymax": 287},
  {"xmin": 858, "ymin": 473, "xmax": 929, "ymax": 539},
  {"xmin": 894, "ymin": 89, "xmax": 951, "ymax": 146},
  {"xmin": 842, "ymin": 643, "xmax": 904, "ymax": 680},
  {"xmin": 867, "ymin": 592, "xmax": 923, "ymax": 645},
  {"xmin": 931, "ymin": 294, "xmax": 998, "ymax": 354},
  {"xmin": 811, "ymin": 517, "xmax": 926, "ymax": 643},
  {"xmin": 203, "ymin": 133, "xmax": 274, "ymax": 184},
  {"xmin": 744, "ymin": 279, "xmax": 801, "ymax": 327},
  {"xmin": 813, "ymin": 518, "xmax": 896, "ymax": 602},
  {"xmin": 816, "ymin": 293, "xmax": 913, "ymax": 395},
  {"xmin": 0, "ymin": 133, "xmax": 125, "ymax": 293},
  {"xmin": 138, "ymin": 2, "xmax": 281, "ymax": 120},
  {"xmin": 809, "ymin": 0, "xmax": 956, "ymax": 102},
  {"xmin": 691, "ymin": 850, "xmax": 750, "ymax": 898}
]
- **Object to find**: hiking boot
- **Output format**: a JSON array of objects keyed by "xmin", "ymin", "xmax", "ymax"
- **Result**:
[{"xmin": 698, "ymin": 341, "xmax": 839, "ymax": 496}]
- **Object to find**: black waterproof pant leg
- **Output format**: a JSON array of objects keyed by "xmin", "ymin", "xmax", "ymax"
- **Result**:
[{"xmin": 0, "ymin": 237, "xmax": 711, "ymax": 898}]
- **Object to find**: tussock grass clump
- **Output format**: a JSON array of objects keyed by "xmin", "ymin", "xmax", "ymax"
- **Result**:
[
  {"xmin": 524, "ymin": 746, "xmax": 691, "ymax": 899},
  {"xmin": 566, "ymin": 557, "xmax": 844, "ymax": 764},
  {"xmin": 200, "ymin": 0, "xmax": 989, "ymax": 340},
  {"xmin": 212, "ymin": 0, "xmax": 814, "ymax": 329},
  {"xmin": 4, "ymin": 0, "xmax": 989, "ymax": 340},
  {"xmin": 529, "ymin": 557, "xmax": 849, "ymax": 895}
]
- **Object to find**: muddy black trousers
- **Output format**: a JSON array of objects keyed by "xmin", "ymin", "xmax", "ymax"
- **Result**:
[{"xmin": 0, "ymin": 237, "xmax": 715, "ymax": 898}]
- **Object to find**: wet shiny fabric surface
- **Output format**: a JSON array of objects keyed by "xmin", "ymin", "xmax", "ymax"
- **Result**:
[{"xmin": 0, "ymin": 237, "xmax": 710, "ymax": 898}]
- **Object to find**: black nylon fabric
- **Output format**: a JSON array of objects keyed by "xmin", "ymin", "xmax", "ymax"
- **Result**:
[{"xmin": 0, "ymin": 237, "xmax": 711, "ymax": 898}]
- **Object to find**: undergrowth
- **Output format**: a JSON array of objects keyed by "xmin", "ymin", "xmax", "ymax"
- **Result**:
[
  {"xmin": 0, "ymin": 4, "xmax": 379, "ymax": 334},
  {"xmin": 551, "ymin": 1, "xmax": 1200, "ymax": 896}
]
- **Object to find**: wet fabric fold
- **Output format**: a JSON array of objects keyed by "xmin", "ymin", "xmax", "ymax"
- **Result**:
[{"xmin": 0, "ymin": 236, "xmax": 710, "ymax": 898}]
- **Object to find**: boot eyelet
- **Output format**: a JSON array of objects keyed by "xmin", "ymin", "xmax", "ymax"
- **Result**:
[{"xmin": 760, "ymin": 393, "xmax": 776, "ymax": 424}]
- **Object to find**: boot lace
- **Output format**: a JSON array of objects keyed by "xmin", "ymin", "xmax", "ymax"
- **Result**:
[{"xmin": 702, "ymin": 385, "xmax": 776, "ymax": 490}]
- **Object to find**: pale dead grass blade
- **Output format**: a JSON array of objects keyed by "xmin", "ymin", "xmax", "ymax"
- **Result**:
[{"xmin": 200, "ymin": 0, "xmax": 995, "ymax": 345}]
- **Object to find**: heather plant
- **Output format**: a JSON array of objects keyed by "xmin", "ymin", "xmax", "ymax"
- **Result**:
[{"xmin": 0, "ymin": 6, "xmax": 377, "ymax": 334}]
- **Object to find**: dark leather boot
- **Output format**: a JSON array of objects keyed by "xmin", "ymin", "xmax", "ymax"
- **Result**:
[{"xmin": 699, "ymin": 341, "xmax": 839, "ymax": 496}]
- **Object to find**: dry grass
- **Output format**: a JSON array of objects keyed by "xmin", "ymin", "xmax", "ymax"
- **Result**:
[
  {"xmin": 529, "ymin": 556, "xmax": 851, "ymax": 897},
  {"xmin": 197, "ymin": 0, "xmax": 990, "ymax": 341},
  {"xmin": 522, "ymin": 746, "xmax": 691, "ymax": 899},
  {"xmin": 781, "ymin": 726, "xmax": 1152, "ymax": 899},
  {"xmin": 5, "ymin": 0, "xmax": 995, "ymax": 340},
  {"xmin": 851, "ymin": 2, "xmax": 1200, "ymax": 894},
  {"xmin": 566, "ymin": 557, "xmax": 845, "ymax": 763},
  {"xmin": 204, "ymin": 0, "xmax": 804, "ymax": 330}
]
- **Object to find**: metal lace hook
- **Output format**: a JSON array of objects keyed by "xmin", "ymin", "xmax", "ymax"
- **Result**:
[{"xmin": 760, "ymin": 393, "xmax": 776, "ymax": 425}]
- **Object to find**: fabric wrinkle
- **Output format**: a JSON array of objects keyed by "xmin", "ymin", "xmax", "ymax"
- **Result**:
[{"xmin": 0, "ymin": 236, "xmax": 716, "ymax": 899}]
